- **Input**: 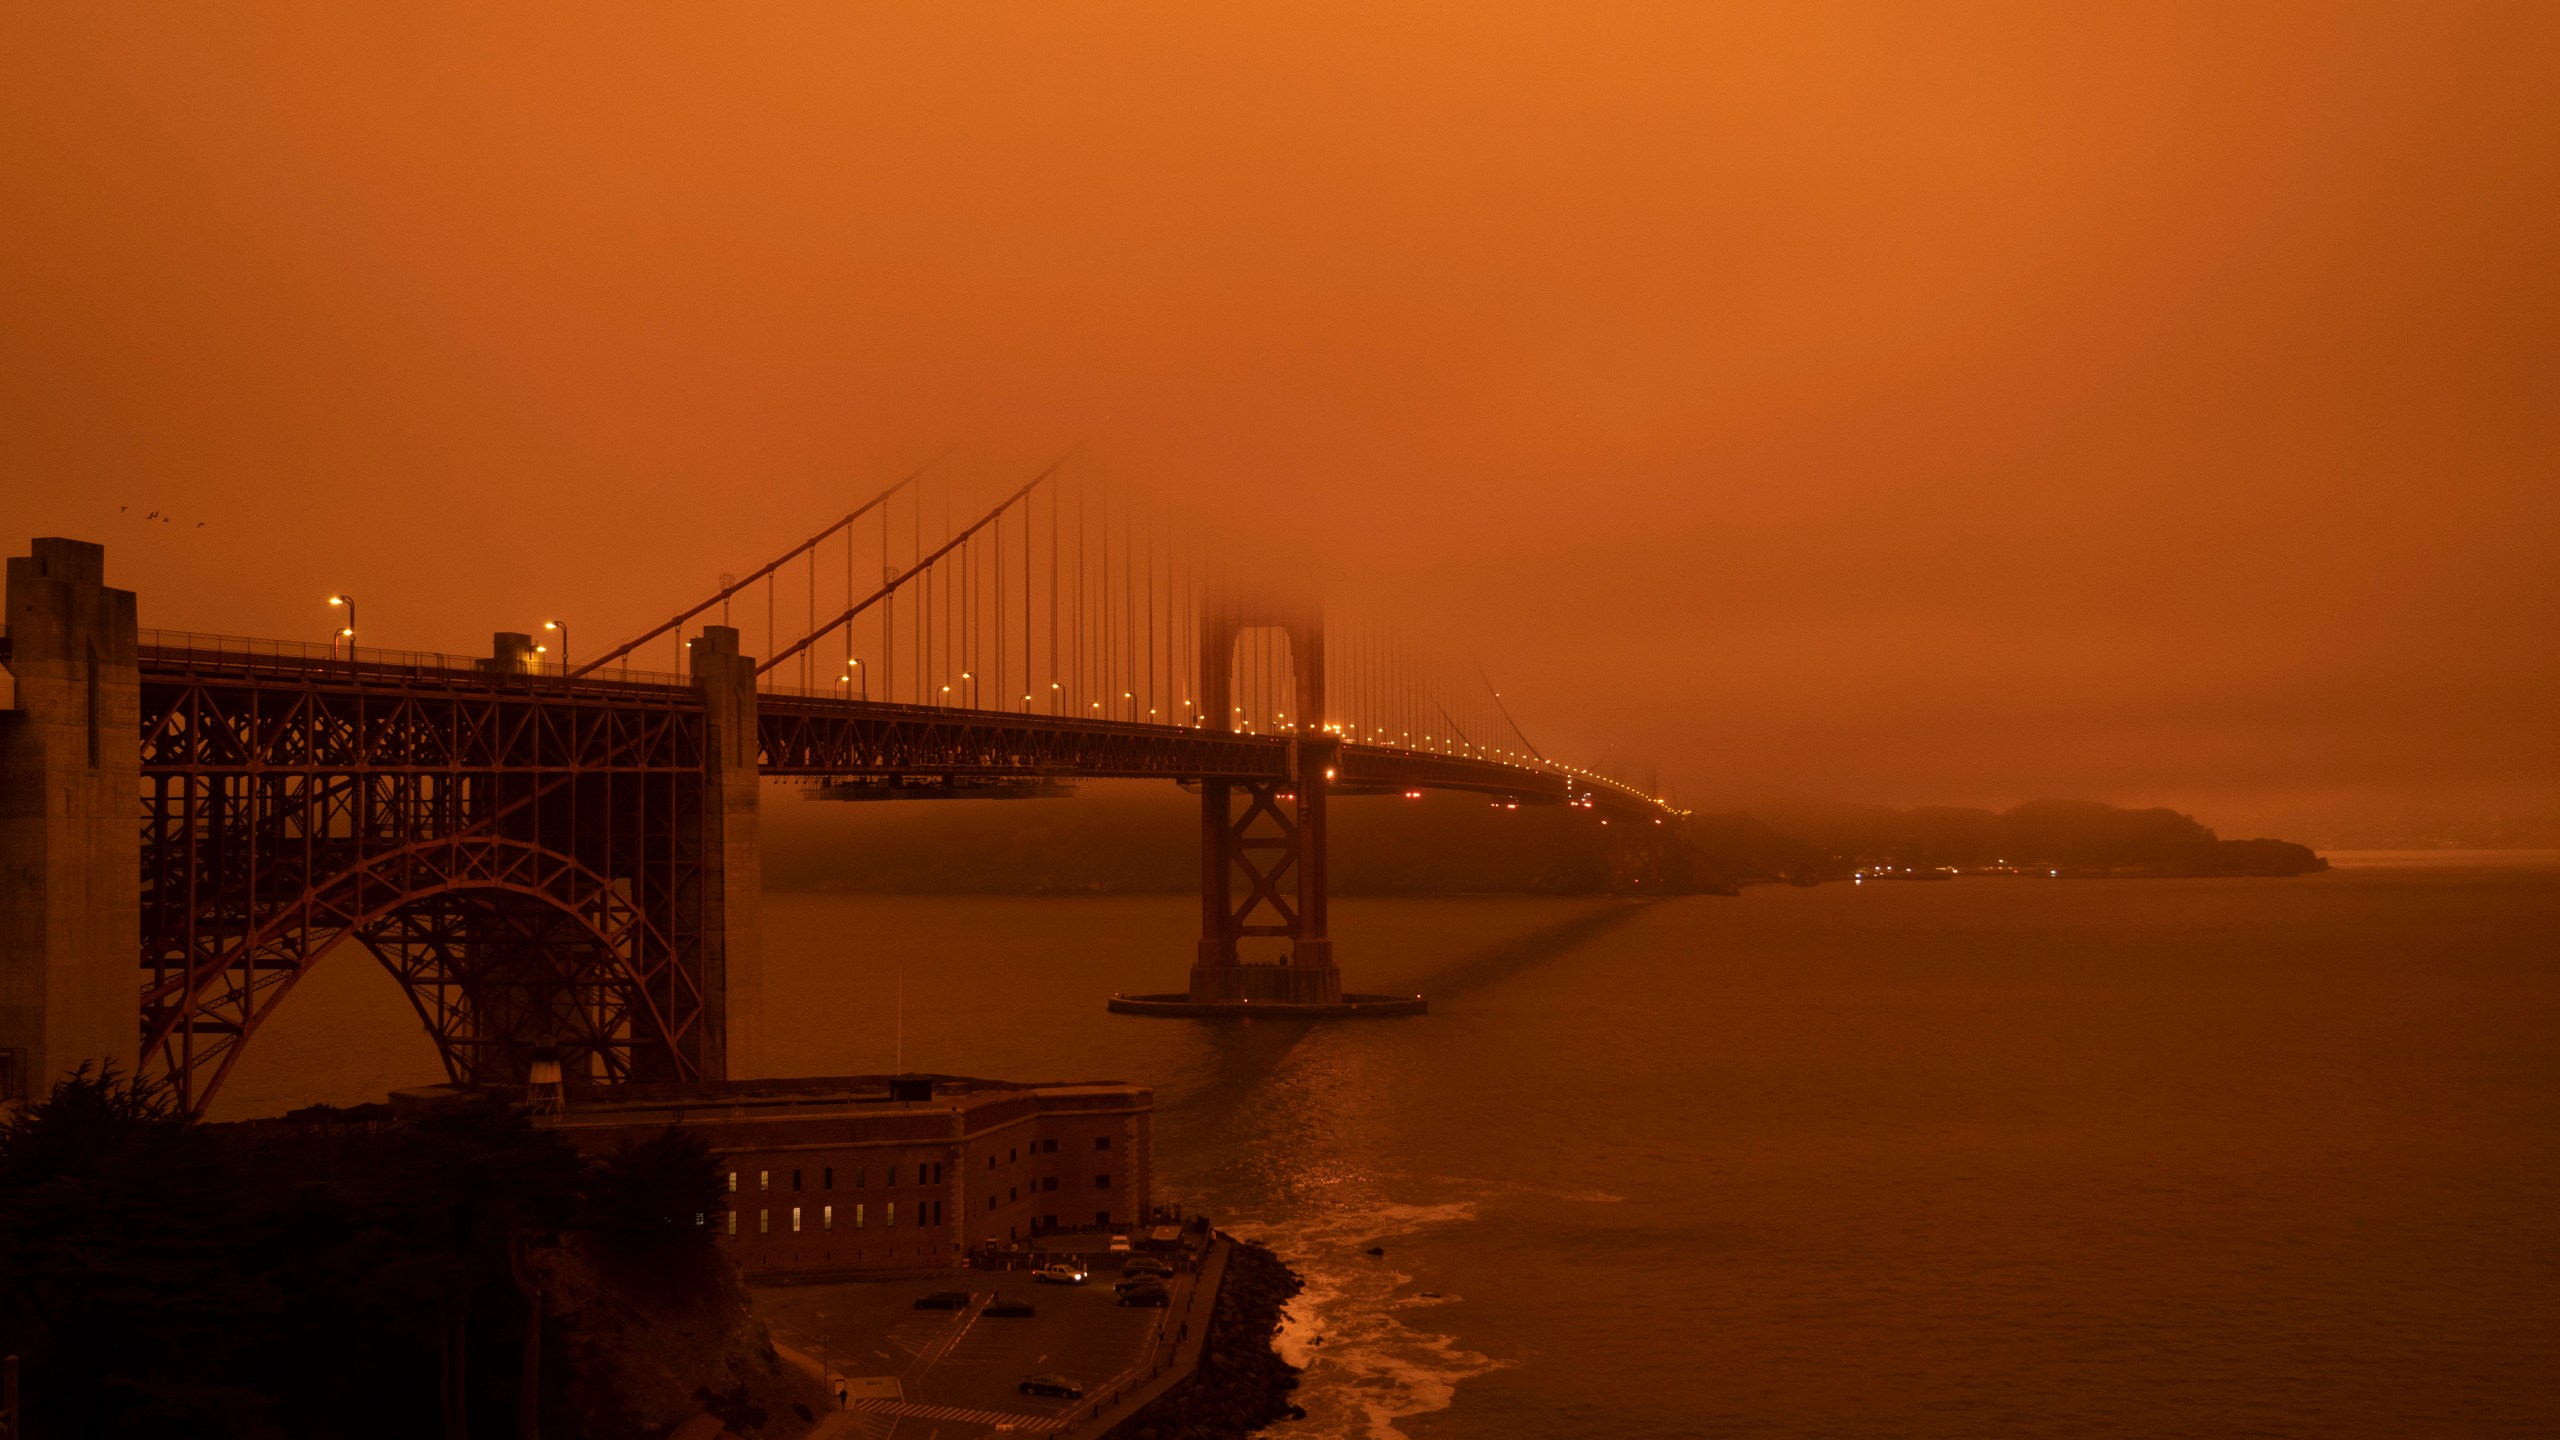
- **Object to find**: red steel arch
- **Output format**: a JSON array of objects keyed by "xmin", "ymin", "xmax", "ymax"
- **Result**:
[{"xmin": 141, "ymin": 835, "xmax": 701, "ymax": 1110}]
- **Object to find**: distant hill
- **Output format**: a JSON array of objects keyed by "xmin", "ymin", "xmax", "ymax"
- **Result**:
[
  {"xmin": 1756, "ymin": 799, "xmax": 2328, "ymax": 878},
  {"xmin": 760, "ymin": 783, "xmax": 2324, "ymax": 894}
]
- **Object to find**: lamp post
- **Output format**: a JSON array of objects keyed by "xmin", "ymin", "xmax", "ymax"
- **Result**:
[
  {"xmin": 1051, "ymin": 681, "xmax": 1062, "ymax": 716},
  {"xmin": 842, "ymin": 658, "xmax": 866, "ymax": 700},
  {"xmin": 327, "ymin": 594, "xmax": 356, "ymax": 662},
  {"xmin": 542, "ymin": 619, "xmax": 568, "ymax": 676}
]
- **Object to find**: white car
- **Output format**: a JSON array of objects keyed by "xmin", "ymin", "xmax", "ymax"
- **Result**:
[{"xmin": 1032, "ymin": 1263, "xmax": 1089, "ymax": 1285}]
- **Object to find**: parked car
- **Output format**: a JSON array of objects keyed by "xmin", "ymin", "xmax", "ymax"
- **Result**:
[
  {"xmin": 1122, "ymin": 1256, "xmax": 1172, "ymax": 1277},
  {"xmin": 1018, "ymin": 1373, "xmax": 1085, "ymax": 1399},
  {"xmin": 913, "ymin": 1290, "xmax": 971, "ymax": 1310},
  {"xmin": 1033, "ymin": 1263, "xmax": 1089, "ymax": 1285},
  {"xmin": 1117, "ymin": 1284, "xmax": 1171, "ymax": 1308},
  {"xmin": 1113, "ymin": 1274, "xmax": 1164, "ymax": 1294},
  {"xmin": 985, "ymin": 1297, "xmax": 1038, "ymax": 1318}
]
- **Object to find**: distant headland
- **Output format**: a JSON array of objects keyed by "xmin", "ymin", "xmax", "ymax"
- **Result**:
[{"xmin": 761, "ymin": 786, "xmax": 2325, "ymax": 896}]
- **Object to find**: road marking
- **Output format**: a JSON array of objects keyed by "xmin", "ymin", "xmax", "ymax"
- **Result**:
[{"xmin": 902, "ymin": 1294, "xmax": 986, "ymax": 1382}]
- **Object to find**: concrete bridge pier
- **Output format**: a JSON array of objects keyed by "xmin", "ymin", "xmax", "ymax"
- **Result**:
[
  {"xmin": 0, "ymin": 539, "xmax": 140, "ymax": 1104},
  {"xmin": 690, "ymin": 625, "xmax": 765, "ymax": 1080},
  {"xmin": 1113, "ymin": 594, "xmax": 1424, "ymax": 1020}
]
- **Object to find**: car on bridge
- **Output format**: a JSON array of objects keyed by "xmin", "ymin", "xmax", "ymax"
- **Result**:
[
  {"xmin": 1033, "ymin": 1263, "xmax": 1089, "ymax": 1285},
  {"xmin": 1018, "ymin": 1373, "xmax": 1085, "ymax": 1399}
]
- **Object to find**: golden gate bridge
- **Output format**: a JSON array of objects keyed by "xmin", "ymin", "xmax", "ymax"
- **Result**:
[{"xmin": 2, "ymin": 462, "xmax": 1683, "ymax": 1113}]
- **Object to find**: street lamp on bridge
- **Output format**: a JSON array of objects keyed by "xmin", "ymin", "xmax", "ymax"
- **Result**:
[
  {"xmin": 841, "ymin": 657, "xmax": 865, "ymax": 700},
  {"xmin": 542, "ymin": 619, "xmax": 568, "ymax": 675},
  {"xmin": 326, "ymin": 594, "xmax": 356, "ymax": 660}
]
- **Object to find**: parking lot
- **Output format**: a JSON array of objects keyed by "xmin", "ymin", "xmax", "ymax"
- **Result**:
[{"xmin": 756, "ymin": 1266, "xmax": 1187, "ymax": 1436}]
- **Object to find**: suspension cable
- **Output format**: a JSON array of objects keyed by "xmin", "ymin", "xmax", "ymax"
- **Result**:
[
  {"xmin": 758, "ymin": 452, "xmax": 1074, "ymax": 676},
  {"xmin": 573, "ymin": 464, "xmax": 927, "ymax": 678}
]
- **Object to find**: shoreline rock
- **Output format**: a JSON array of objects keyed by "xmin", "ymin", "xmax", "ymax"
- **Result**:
[{"xmin": 1119, "ymin": 1236, "xmax": 1305, "ymax": 1439}]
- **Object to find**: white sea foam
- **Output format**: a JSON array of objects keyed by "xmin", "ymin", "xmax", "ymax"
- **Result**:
[{"xmin": 1242, "ymin": 1197, "xmax": 1507, "ymax": 1440}]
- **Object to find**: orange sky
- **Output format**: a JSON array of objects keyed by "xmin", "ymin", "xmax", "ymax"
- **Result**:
[{"xmin": 5, "ymin": 3, "xmax": 2553, "ymax": 841}]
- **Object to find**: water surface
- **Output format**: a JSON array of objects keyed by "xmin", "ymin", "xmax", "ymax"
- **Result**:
[{"xmin": 227, "ymin": 859, "xmax": 2560, "ymax": 1437}]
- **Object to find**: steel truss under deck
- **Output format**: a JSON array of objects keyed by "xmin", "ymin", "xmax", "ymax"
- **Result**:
[{"xmin": 133, "ymin": 643, "xmax": 1647, "ymax": 1110}]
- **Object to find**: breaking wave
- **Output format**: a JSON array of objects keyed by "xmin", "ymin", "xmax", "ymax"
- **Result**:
[{"xmin": 1240, "ymin": 1198, "xmax": 1506, "ymax": 1440}]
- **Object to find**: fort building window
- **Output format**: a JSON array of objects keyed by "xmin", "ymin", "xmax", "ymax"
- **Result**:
[
  {"xmin": 726, "ymin": 1172, "xmax": 737, "ymax": 1192},
  {"xmin": 758, "ymin": 1209, "xmax": 770, "ymax": 1234},
  {"xmin": 759, "ymin": 1170, "xmax": 770, "ymax": 1191},
  {"xmin": 887, "ymin": 1165, "xmax": 898, "ymax": 1186},
  {"xmin": 1095, "ymin": 1174, "xmax": 1112, "ymax": 1189},
  {"xmin": 726, "ymin": 1210, "xmax": 737, "ymax": 1236},
  {"xmin": 887, "ymin": 1202, "xmax": 897, "ymax": 1227},
  {"xmin": 1095, "ymin": 1136, "xmax": 1111, "ymax": 1151},
  {"xmin": 1042, "ymin": 1138, "xmax": 1057, "ymax": 1153},
  {"xmin": 792, "ymin": 1169, "xmax": 803, "ymax": 1191},
  {"xmin": 824, "ymin": 1167, "xmax": 834, "ymax": 1189},
  {"xmin": 1095, "ymin": 1210, "xmax": 1111, "ymax": 1226},
  {"xmin": 823, "ymin": 1205, "xmax": 834, "ymax": 1231},
  {"xmin": 854, "ymin": 1204, "xmax": 865, "ymax": 1228},
  {"xmin": 1043, "ymin": 1177, "xmax": 1057, "ymax": 1192}
]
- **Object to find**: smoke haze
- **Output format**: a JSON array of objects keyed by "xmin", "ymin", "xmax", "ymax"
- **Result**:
[{"xmin": 5, "ymin": 3, "xmax": 2553, "ymax": 842}]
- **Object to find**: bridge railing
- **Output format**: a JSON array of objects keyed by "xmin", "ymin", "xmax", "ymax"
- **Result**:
[
  {"xmin": 131, "ymin": 631, "xmax": 1680, "ymax": 811},
  {"xmin": 138, "ymin": 629, "xmax": 690, "ymax": 690}
]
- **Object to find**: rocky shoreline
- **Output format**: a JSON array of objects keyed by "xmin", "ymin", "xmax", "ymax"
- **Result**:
[{"xmin": 1117, "ymin": 1237, "xmax": 1306, "ymax": 1439}]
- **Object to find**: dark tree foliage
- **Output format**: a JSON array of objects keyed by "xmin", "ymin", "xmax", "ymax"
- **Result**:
[
  {"xmin": 0, "ymin": 1077, "xmax": 640, "ymax": 1439},
  {"xmin": 0, "ymin": 1061, "xmax": 181, "ymax": 1190},
  {"xmin": 581, "ymin": 1127, "xmax": 722, "ymax": 1262}
]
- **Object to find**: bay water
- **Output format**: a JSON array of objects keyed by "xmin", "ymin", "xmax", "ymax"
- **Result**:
[{"xmin": 222, "ymin": 855, "xmax": 2560, "ymax": 1437}]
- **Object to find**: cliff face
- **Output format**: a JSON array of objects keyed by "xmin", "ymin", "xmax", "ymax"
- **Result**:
[
  {"xmin": 538, "ymin": 1234, "xmax": 828, "ymax": 1440},
  {"xmin": 0, "ymin": 1082, "xmax": 825, "ymax": 1440}
]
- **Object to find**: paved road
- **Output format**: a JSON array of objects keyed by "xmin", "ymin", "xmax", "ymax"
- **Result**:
[{"xmin": 758, "ymin": 1269, "xmax": 1185, "ymax": 1438}]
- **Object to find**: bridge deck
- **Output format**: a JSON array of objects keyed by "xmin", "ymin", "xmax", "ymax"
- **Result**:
[{"xmin": 134, "ymin": 637, "xmax": 1636, "ymax": 809}]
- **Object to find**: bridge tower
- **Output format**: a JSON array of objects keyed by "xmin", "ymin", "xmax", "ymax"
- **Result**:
[
  {"xmin": 688, "ymin": 625, "xmax": 764, "ymax": 1081},
  {"xmin": 1187, "ymin": 590, "xmax": 1341, "ymax": 1006},
  {"xmin": 0, "ymin": 539, "xmax": 141, "ymax": 1104}
]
